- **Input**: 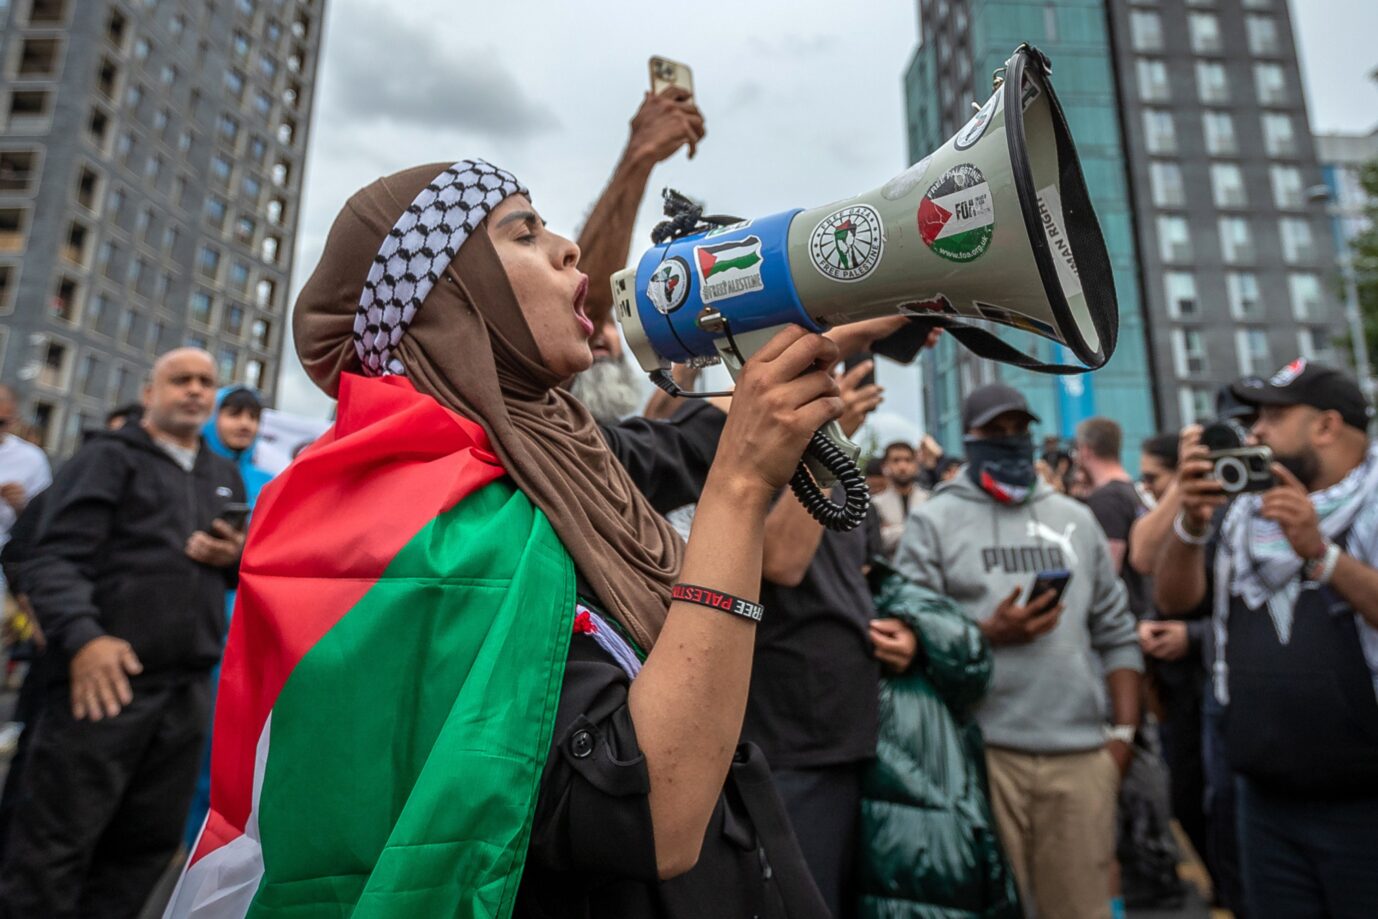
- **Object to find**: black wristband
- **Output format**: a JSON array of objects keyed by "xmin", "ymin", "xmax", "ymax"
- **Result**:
[{"xmin": 671, "ymin": 583, "xmax": 764, "ymax": 623}]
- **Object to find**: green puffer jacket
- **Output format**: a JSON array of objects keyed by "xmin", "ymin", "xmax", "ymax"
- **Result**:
[{"xmin": 858, "ymin": 570, "xmax": 1022, "ymax": 919}]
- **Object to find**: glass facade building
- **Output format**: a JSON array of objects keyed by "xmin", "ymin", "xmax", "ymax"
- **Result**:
[{"xmin": 906, "ymin": 0, "xmax": 1157, "ymax": 463}]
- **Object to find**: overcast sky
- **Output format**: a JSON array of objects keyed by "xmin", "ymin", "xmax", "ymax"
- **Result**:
[{"xmin": 276, "ymin": 0, "xmax": 1378, "ymax": 423}]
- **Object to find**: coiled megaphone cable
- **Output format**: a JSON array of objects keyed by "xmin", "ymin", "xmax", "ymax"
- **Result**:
[{"xmin": 790, "ymin": 433, "xmax": 870, "ymax": 531}]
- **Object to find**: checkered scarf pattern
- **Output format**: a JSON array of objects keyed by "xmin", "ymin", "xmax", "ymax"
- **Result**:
[{"xmin": 353, "ymin": 159, "xmax": 527, "ymax": 376}]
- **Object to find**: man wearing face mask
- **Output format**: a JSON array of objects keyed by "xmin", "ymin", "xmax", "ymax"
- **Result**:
[{"xmin": 895, "ymin": 383, "xmax": 1142, "ymax": 919}]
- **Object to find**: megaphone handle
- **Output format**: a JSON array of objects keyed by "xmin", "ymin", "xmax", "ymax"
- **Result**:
[{"xmin": 791, "ymin": 428, "xmax": 871, "ymax": 532}]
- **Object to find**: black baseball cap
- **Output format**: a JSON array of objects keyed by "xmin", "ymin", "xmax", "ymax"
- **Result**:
[
  {"xmin": 962, "ymin": 383, "xmax": 1041, "ymax": 432},
  {"xmin": 1230, "ymin": 358, "xmax": 1373, "ymax": 431}
]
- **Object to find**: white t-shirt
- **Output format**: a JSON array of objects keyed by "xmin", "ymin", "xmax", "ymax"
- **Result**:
[{"xmin": 0, "ymin": 433, "xmax": 51, "ymax": 547}]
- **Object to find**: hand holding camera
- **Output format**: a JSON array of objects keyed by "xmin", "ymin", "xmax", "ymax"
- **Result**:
[{"xmin": 1259, "ymin": 463, "xmax": 1327, "ymax": 562}]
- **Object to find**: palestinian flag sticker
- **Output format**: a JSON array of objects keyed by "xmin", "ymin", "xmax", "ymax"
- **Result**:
[{"xmin": 917, "ymin": 164, "xmax": 994, "ymax": 263}]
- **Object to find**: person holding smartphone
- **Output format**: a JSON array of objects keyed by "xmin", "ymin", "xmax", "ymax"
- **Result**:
[
  {"xmin": 0, "ymin": 349, "xmax": 246, "ymax": 917},
  {"xmin": 894, "ymin": 383, "xmax": 1142, "ymax": 919}
]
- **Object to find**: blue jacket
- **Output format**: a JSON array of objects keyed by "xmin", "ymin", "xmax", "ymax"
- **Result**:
[{"xmin": 202, "ymin": 385, "xmax": 273, "ymax": 507}]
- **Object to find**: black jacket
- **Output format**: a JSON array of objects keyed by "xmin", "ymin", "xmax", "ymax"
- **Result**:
[{"xmin": 25, "ymin": 425, "xmax": 245, "ymax": 678}]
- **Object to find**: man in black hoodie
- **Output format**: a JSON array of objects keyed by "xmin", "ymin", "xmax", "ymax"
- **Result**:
[{"xmin": 0, "ymin": 348, "xmax": 246, "ymax": 919}]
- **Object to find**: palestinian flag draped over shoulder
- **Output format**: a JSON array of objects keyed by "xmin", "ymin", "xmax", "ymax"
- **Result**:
[{"xmin": 165, "ymin": 373, "xmax": 576, "ymax": 918}]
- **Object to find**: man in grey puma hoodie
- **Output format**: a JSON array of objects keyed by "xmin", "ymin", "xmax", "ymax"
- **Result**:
[{"xmin": 895, "ymin": 383, "xmax": 1142, "ymax": 919}]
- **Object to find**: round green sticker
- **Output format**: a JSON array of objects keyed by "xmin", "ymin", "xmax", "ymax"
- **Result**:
[{"xmin": 917, "ymin": 164, "xmax": 994, "ymax": 263}]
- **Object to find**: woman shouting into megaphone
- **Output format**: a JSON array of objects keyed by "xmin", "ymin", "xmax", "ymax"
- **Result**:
[{"xmin": 165, "ymin": 160, "xmax": 837, "ymax": 919}]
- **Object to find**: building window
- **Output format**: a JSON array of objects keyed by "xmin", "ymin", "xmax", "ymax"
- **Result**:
[
  {"xmin": 1143, "ymin": 110, "xmax": 1176, "ymax": 154},
  {"xmin": 1254, "ymin": 63, "xmax": 1287, "ymax": 106},
  {"xmin": 96, "ymin": 58, "xmax": 121, "ymax": 101},
  {"xmin": 1227, "ymin": 272, "xmax": 1263, "ymax": 320},
  {"xmin": 159, "ymin": 64, "xmax": 176, "ymax": 86},
  {"xmin": 234, "ymin": 215, "xmax": 256, "ymax": 243},
  {"xmin": 254, "ymin": 277, "xmax": 276, "ymax": 309},
  {"xmin": 248, "ymin": 135, "xmax": 268, "ymax": 165},
  {"xmin": 1280, "ymin": 218, "xmax": 1315, "ymax": 263},
  {"xmin": 250, "ymin": 317, "xmax": 270, "ymax": 349},
  {"xmin": 1246, "ymin": 14, "xmax": 1280, "ymax": 54},
  {"xmin": 204, "ymin": 195, "xmax": 228, "ymax": 229},
  {"xmin": 16, "ymin": 37, "xmax": 61, "ymax": 78},
  {"xmin": 1202, "ymin": 111, "xmax": 1237, "ymax": 156},
  {"xmin": 253, "ymin": 89, "xmax": 272, "ymax": 118},
  {"xmin": 1158, "ymin": 215, "xmax": 1192, "ymax": 263},
  {"xmin": 162, "ymin": 223, "xmax": 180, "ymax": 254},
  {"xmin": 1173, "ymin": 329, "xmax": 1208, "ymax": 375},
  {"xmin": 1130, "ymin": 11, "xmax": 1163, "ymax": 51},
  {"xmin": 276, "ymin": 119, "xmax": 295, "ymax": 146},
  {"xmin": 1211, "ymin": 163, "xmax": 1247, "ymax": 208},
  {"xmin": 1297, "ymin": 328, "xmax": 1333, "ymax": 362},
  {"xmin": 1237, "ymin": 329, "xmax": 1271, "ymax": 376},
  {"xmin": 211, "ymin": 153, "xmax": 233, "ymax": 184},
  {"xmin": 245, "ymin": 359, "xmax": 264, "ymax": 388},
  {"xmin": 62, "ymin": 221, "xmax": 90, "ymax": 265},
  {"xmin": 233, "ymin": 31, "xmax": 251, "ymax": 58},
  {"xmin": 170, "ymin": 12, "xmax": 185, "ymax": 37},
  {"xmin": 198, "ymin": 244, "xmax": 221, "ymax": 277},
  {"xmin": 1196, "ymin": 61, "xmax": 1229, "ymax": 105},
  {"xmin": 261, "ymin": 236, "xmax": 280, "ymax": 263},
  {"xmin": 190, "ymin": 290, "xmax": 213, "ymax": 325},
  {"xmin": 1149, "ymin": 161, "xmax": 1185, "ymax": 208},
  {"xmin": 27, "ymin": 0, "xmax": 71, "ymax": 25},
  {"xmin": 241, "ymin": 173, "xmax": 262, "ymax": 201},
  {"xmin": 224, "ymin": 303, "xmax": 244, "ymax": 336},
  {"xmin": 0, "ymin": 207, "xmax": 28, "ymax": 253},
  {"xmin": 85, "ymin": 107, "xmax": 110, "ymax": 148},
  {"xmin": 1270, "ymin": 165, "xmax": 1304, "ymax": 209},
  {"xmin": 1137, "ymin": 59, "xmax": 1170, "ymax": 103},
  {"xmin": 1242, "ymin": 0, "xmax": 1271, "ymax": 7},
  {"xmin": 257, "ymin": 54, "xmax": 278, "ymax": 83},
  {"xmin": 218, "ymin": 114, "xmax": 241, "ymax": 144},
  {"xmin": 10, "ymin": 89, "xmax": 53, "ymax": 126},
  {"xmin": 178, "ymin": 128, "xmax": 193, "ymax": 154},
  {"xmin": 229, "ymin": 260, "xmax": 250, "ymax": 291},
  {"xmin": 134, "ymin": 36, "xmax": 150, "ymax": 61},
  {"xmin": 217, "ymin": 346, "xmax": 237, "ymax": 382},
  {"xmin": 1179, "ymin": 387, "xmax": 1214, "ymax": 425},
  {"xmin": 1288, "ymin": 273, "xmax": 1323, "ymax": 320},
  {"xmin": 271, "ymin": 159, "xmax": 290, "ymax": 186},
  {"xmin": 0, "ymin": 150, "xmax": 38, "ymax": 193},
  {"xmin": 145, "ymin": 153, "xmax": 164, "ymax": 184},
  {"xmin": 52, "ymin": 275, "xmax": 80, "ymax": 322},
  {"xmin": 1261, "ymin": 113, "xmax": 1295, "ymax": 157},
  {"xmin": 1188, "ymin": 12, "xmax": 1222, "ymax": 53},
  {"xmin": 97, "ymin": 239, "xmax": 118, "ymax": 278},
  {"xmin": 77, "ymin": 352, "xmax": 104, "ymax": 398},
  {"xmin": 1164, "ymin": 272, "xmax": 1198, "ymax": 319},
  {"xmin": 115, "ymin": 129, "xmax": 135, "ymax": 163},
  {"xmin": 224, "ymin": 70, "xmax": 246, "ymax": 100},
  {"xmin": 1219, "ymin": 217, "xmax": 1254, "ymax": 264},
  {"xmin": 38, "ymin": 338, "xmax": 70, "ymax": 389},
  {"xmin": 106, "ymin": 6, "xmax": 128, "ymax": 46}
]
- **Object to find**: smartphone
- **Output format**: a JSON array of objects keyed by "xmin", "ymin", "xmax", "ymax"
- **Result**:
[
  {"xmin": 871, "ymin": 317, "xmax": 942, "ymax": 365},
  {"xmin": 217, "ymin": 502, "xmax": 251, "ymax": 531},
  {"xmin": 650, "ymin": 56, "xmax": 694, "ymax": 96},
  {"xmin": 1029, "ymin": 569, "xmax": 1072, "ymax": 606}
]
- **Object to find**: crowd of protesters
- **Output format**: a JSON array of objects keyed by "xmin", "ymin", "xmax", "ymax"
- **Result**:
[{"xmin": 0, "ymin": 82, "xmax": 1375, "ymax": 919}]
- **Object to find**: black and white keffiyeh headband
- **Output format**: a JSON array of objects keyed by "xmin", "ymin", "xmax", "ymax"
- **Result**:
[{"xmin": 353, "ymin": 159, "xmax": 527, "ymax": 376}]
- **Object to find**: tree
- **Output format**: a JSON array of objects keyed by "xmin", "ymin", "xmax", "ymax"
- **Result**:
[{"xmin": 1347, "ymin": 159, "xmax": 1378, "ymax": 369}]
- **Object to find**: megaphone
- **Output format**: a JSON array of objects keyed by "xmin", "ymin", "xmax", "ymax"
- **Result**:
[{"xmin": 612, "ymin": 44, "xmax": 1118, "ymax": 530}]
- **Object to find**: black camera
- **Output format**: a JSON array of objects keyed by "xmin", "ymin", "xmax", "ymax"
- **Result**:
[{"xmin": 1200, "ymin": 419, "xmax": 1274, "ymax": 494}]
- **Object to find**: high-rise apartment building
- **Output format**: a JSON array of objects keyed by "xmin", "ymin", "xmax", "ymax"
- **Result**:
[
  {"xmin": 1110, "ymin": 0, "xmax": 1339, "ymax": 425},
  {"xmin": 905, "ymin": 0, "xmax": 1158, "ymax": 457},
  {"xmin": 905, "ymin": 0, "xmax": 1342, "ymax": 450},
  {"xmin": 0, "ymin": 0, "xmax": 322, "ymax": 456}
]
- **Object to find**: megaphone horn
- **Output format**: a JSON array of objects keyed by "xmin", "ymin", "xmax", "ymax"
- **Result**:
[{"xmin": 612, "ymin": 43, "xmax": 1119, "ymax": 530}]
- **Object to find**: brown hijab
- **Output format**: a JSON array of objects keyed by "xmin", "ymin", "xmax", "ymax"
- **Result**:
[{"xmin": 293, "ymin": 162, "xmax": 682, "ymax": 649}]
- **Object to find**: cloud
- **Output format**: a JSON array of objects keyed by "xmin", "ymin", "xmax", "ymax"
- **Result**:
[{"xmin": 321, "ymin": 15, "xmax": 558, "ymax": 140}]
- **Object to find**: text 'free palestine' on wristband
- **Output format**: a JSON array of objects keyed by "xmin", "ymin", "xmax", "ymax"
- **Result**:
[{"xmin": 671, "ymin": 583, "xmax": 765, "ymax": 623}]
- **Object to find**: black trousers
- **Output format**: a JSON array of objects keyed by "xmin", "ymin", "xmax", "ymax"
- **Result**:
[
  {"xmin": 0, "ymin": 649, "xmax": 50, "ymax": 861},
  {"xmin": 772, "ymin": 762, "xmax": 863, "ymax": 919},
  {"xmin": 0, "ymin": 674, "xmax": 210, "ymax": 919},
  {"xmin": 1236, "ymin": 777, "xmax": 1378, "ymax": 919},
  {"xmin": 1155, "ymin": 667, "xmax": 1209, "ymax": 876}
]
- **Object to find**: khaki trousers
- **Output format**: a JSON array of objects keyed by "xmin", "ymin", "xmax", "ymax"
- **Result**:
[{"xmin": 985, "ymin": 746, "xmax": 1118, "ymax": 919}]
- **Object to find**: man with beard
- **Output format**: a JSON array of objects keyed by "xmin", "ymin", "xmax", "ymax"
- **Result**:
[
  {"xmin": 568, "ymin": 316, "xmax": 650, "ymax": 423},
  {"xmin": 1157, "ymin": 359, "xmax": 1378, "ymax": 917},
  {"xmin": 871, "ymin": 441, "xmax": 928, "ymax": 561}
]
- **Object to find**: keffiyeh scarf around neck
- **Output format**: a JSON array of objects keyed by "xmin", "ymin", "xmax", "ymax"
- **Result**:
[{"xmin": 1212, "ymin": 443, "xmax": 1378, "ymax": 702}]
